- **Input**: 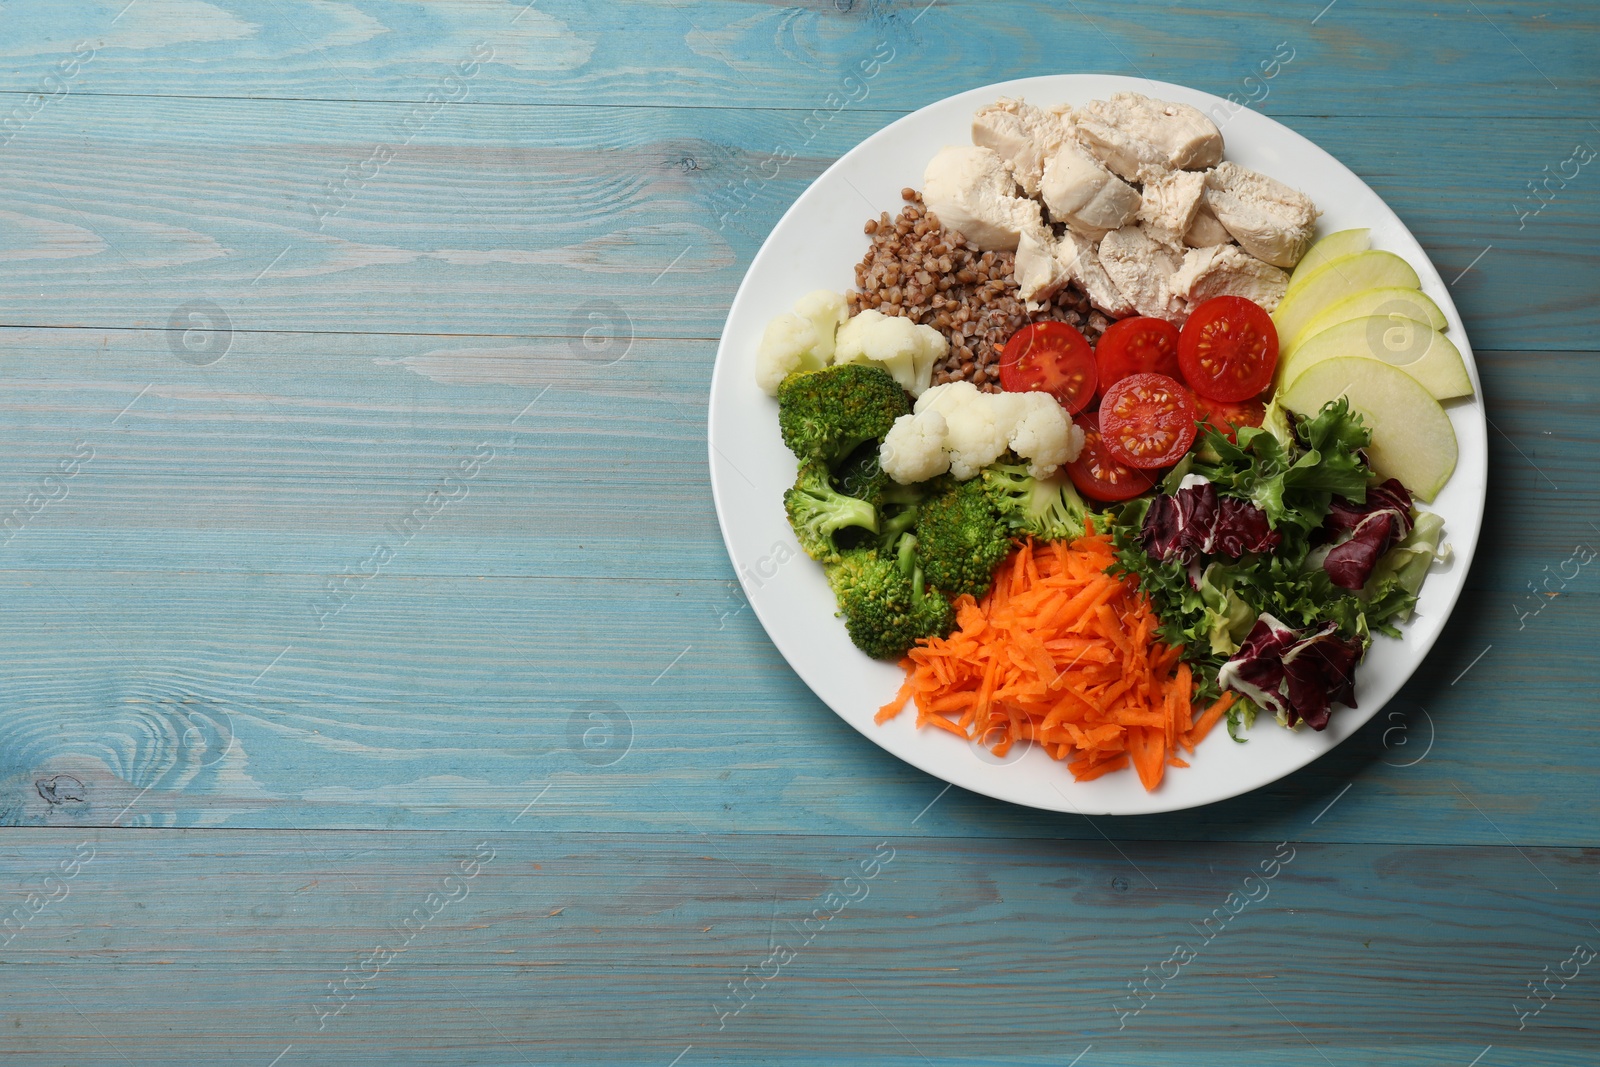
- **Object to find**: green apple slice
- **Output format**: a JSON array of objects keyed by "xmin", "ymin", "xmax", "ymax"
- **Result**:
[
  {"xmin": 1282, "ymin": 287, "xmax": 1448, "ymax": 363},
  {"xmin": 1287, "ymin": 228, "xmax": 1370, "ymax": 291},
  {"xmin": 1279, "ymin": 315, "xmax": 1473, "ymax": 400},
  {"xmin": 1272, "ymin": 250, "xmax": 1421, "ymax": 349},
  {"xmin": 1279, "ymin": 355, "xmax": 1457, "ymax": 502}
]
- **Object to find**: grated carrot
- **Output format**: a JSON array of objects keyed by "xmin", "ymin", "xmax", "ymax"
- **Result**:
[
  {"xmin": 1182, "ymin": 690, "xmax": 1238, "ymax": 752},
  {"xmin": 876, "ymin": 677, "xmax": 915, "ymax": 725},
  {"xmin": 880, "ymin": 533, "xmax": 1223, "ymax": 792}
]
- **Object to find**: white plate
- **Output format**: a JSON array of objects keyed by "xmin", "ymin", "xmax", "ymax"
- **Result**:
[{"xmin": 707, "ymin": 75, "xmax": 1486, "ymax": 815}]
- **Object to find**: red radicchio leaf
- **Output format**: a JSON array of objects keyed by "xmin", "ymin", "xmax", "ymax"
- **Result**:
[
  {"xmin": 1280, "ymin": 624, "xmax": 1363, "ymax": 730},
  {"xmin": 1324, "ymin": 479, "xmax": 1412, "ymax": 535},
  {"xmin": 1321, "ymin": 478, "xmax": 1414, "ymax": 590},
  {"xmin": 1323, "ymin": 512, "xmax": 1397, "ymax": 590},
  {"xmin": 1140, "ymin": 479, "xmax": 1279, "ymax": 570},
  {"xmin": 1217, "ymin": 614, "xmax": 1364, "ymax": 731},
  {"xmin": 1210, "ymin": 501, "xmax": 1278, "ymax": 558},
  {"xmin": 1142, "ymin": 492, "xmax": 1185, "ymax": 561},
  {"xmin": 1216, "ymin": 614, "xmax": 1299, "ymax": 719}
]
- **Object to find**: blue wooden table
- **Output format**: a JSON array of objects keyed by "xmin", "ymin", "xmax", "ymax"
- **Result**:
[{"xmin": 1, "ymin": 2, "xmax": 1596, "ymax": 1063}]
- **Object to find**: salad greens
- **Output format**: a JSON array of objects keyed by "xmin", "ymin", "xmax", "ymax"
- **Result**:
[{"xmin": 1107, "ymin": 399, "xmax": 1440, "ymax": 739}]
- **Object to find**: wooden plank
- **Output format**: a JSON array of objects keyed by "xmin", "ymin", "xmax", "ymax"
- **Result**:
[
  {"xmin": 0, "ymin": 329, "xmax": 721, "ymax": 580},
  {"xmin": 0, "ymin": 96, "xmax": 1594, "ymax": 347},
  {"xmin": 0, "ymin": 0, "xmax": 1591, "ymax": 118},
  {"xmin": 0, "ymin": 831, "xmax": 1594, "ymax": 1064}
]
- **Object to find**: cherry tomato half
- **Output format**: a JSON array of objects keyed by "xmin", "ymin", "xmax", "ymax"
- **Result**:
[
  {"xmin": 998, "ymin": 321, "xmax": 1097, "ymax": 414},
  {"xmin": 1190, "ymin": 391, "xmax": 1265, "ymax": 444},
  {"xmin": 1094, "ymin": 316, "xmax": 1182, "ymax": 394},
  {"xmin": 1177, "ymin": 295, "xmax": 1278, "ymax": 403},
  {"xmin": 1098, "ymin": 372, "xmax": 1198, "ymax": 470},
  {"xmin": 1067, "ymin": 416, "xmax": 1157, "ymax": 503}
]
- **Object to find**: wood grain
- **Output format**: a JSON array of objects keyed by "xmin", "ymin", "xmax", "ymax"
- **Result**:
[
  {"xmin": 0, "ymin": 0, "xmax": 1596, "ymax": 1062},
  {"xmin": 0, "ymin": 0, "xmax": 1592, "ymax": 117},
  {"xmin": 0, "ymin": 831, "xmax": 1596, "ymax": 1065}
]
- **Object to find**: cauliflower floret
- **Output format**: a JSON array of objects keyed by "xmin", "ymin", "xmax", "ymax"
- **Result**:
[
  {"xmin": 879, "ymin": 408, "xmax": 951, "ymax": 484},
  {"xmin": 754, "ymin": 290, "xmax": 851, "ymax": 395},
  {"xmin": 791, "ymin": 289, "xmax": 848, "ymax": 363},
  {"xmin": 878, "ymin": 381, "xmax": 1084, "ymax": 484},
  {"xmin": 833, "ymin": 309, "xmax": 948, "ymax": 398},
  {"xmin": 1006, "ymin": 392, "xmax": 1085, "ymax": 478},
  {"xmin": 918, "ymin": 381, "xmax": 1010, "ymax": 480},
  {"xmin": 755, "ymin": 312, "xmax": 824, "ymax": 396}
]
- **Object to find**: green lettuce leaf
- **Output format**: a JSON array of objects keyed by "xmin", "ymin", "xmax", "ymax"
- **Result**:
[
  {"xmin": 1197, "ymin": 563, "xmax": 1257, "ymax": 656},
  {"xmin": 1368, "ymin": 510, "xmax": 1447, "ymax": 620}
]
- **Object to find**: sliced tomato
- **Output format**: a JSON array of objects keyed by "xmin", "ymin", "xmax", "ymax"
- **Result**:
[
  {"xmin": 1190, "ymin": 392, "xmax": 1265, "ymax": 444},
  {"xmin": 998, "ymin": 321, "xmax": 1097, "ymax": 414},
  {"xmin": 1098, "ymin": 372, "xmax": 1198, "ymax": 470},
  {"xmin": 1094, "ymin": 316, "xmax": 1181, "ymax": 394},
  {"xmin": 1067, "ymin": 416, "xmax": 1157, "ymax": 502},
  {"xmin": 1177, "ymin": 295, "xmax": 1278, "ymax": 402}
]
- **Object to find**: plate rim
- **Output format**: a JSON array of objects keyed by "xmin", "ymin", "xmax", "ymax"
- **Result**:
[{"xmin": 707, "ymin": 73, "xmax": 1487, "ymax": 815}]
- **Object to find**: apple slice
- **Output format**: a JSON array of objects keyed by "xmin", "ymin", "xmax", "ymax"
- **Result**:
[
  {"xmin": 1287, "ymin": 228, "xmax": 1370, "ymax": 291},
  {"xmin": 1278, "ymin": 316, "xmax": 1473, "ymax": 400},
  {"xmin": 1281, "ymin": 286, "xmax": 1447, "ymax": 363},
  {"xmin": 1272, "ymin": 251, "xmax": 1421, "ymax": 349},
  {"xmin": 1279, "ymin": 355, "xmax": 1457, "ymax": 502}
]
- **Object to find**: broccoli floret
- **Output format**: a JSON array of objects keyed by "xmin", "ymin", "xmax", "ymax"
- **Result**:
[
  {"xmin": 776, "ymin": 362, "xmax": 911, "ymax": 465},
  {"xmin": 784, "ymin": 460, "xmax": 878, "ymax": 562},
  {"xmin": 826, "ymin": 534, "xmax": 953, "ymax": 660},
  {"xmin": 914, "ymin": 475, "xmax": 1014, "ymax": 599},
  {"xmin": 876, "ymin": 504, "xmax": 920, "ymax": 553},
  {"xmin": 831, "ymin": 442, "xmax": 927, "ymax": 551},
  {"xmin": 830, "ymin": 441, "xmax": 922, "ymax": 507},
  {"xmin": 983, "ymin": 461, "xmax": 1090, "ymax": 543},
  {"xmin": 830, "ymin": 440, "xmax": 891, "ymax": 504}
]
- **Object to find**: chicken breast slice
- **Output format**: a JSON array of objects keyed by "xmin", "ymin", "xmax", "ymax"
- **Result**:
[
  {"xmin": 1183, "ymin": 198, "xmax": 1234, "ymax": 248},
  {"xmin": 1074, "ymin": 93, "xmax": 1224, "ymax": 182},
  {"xmin": 1040, "ymin": 142, "xmax": 1142, "ymax": 238},
  {"xmin": 1170, "ymin": 244, "xmax": 1290, "ymax": 312},
  {"xmin": 1137, "ymin": 168, "xmax": 1206, "ymax": 249},
  {"xmin": 1054, "ymin": 230, "xmax": 1135, "ymax": 319},
  {"xmin": 1203, "ymin": 161, "xmax": 1319, "ymax": 268},
  {"xmin": 1013, "ymin": 227, "xmax": 1072, "ymax": 308},
  {"xmin": 971, "ymin": 97, "xmax": 1074, "ymax": 197},
  {"xmin": 922, "ymin": 145, "xmax": 1043, "ymax": 252},
  {"xmin": 1098, "ymin": 224, "xmax": 1186, "ymax": 324}
]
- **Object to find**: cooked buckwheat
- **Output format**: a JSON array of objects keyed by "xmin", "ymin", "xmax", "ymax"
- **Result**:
[{"xmin": 848, "ymin": 190, "xmax": 1109, "ymax": 392}]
